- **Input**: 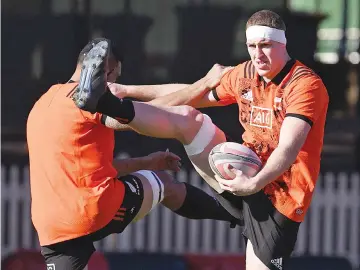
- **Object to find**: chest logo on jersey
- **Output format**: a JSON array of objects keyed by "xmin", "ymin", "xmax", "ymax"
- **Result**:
[
  {"xmin": 241, "ymin": 89, "xmax": 253, "ymax": 101},
  {"xmin": 250, "ymin": 106, "xmax": 273, "ymax": 129}
]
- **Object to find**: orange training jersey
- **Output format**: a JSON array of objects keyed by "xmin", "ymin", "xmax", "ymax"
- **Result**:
[
  {"xmin": 214, "ymin": 59, "xmax": 329, "ymax": 222},
  {"xmin": 27, "ymin": 83, "xmax": 125, "ymax": 245}
]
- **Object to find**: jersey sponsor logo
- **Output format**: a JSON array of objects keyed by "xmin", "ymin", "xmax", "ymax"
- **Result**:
[
  {"xmin": 270, "ymin": 258, "xmax": 283, "ymax": 269},
  {"xmin": 47, "ymin": 264, "xmax": 56, "ymax": 270},
  {"xmin": 250, "ymin": 106, "xmax": 273, "ymax": 129}
]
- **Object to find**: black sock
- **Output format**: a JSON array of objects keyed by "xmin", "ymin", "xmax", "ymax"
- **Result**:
[
  {"xmin": 96, "ymin": 90, "xmax": 135, "ymax": 123},
  {"xmin": 174, "ymin": 183, "xmax": 242, "ymax": 227}
]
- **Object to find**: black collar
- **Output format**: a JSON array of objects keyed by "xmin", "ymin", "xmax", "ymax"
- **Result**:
[{"xmin": 268, "ymin": 58, "xmax": 296, "ymax": 85}]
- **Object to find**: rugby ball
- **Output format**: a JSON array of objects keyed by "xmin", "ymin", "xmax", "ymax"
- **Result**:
[{"xmin": 209, "ymin": 142, "xmax": 262, "ymax": 180}]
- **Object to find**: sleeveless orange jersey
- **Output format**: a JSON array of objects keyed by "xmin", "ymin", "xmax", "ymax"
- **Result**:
[
  {"xmin": 214, "ymin": 59, "xmax": 329, "ymax": 222},
  {"xmin": 27, "ymin": 83, "xmax": 125, "ymax": 245}
]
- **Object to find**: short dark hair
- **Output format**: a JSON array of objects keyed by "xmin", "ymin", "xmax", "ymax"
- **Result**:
[
  {"xmin": 77, "ymin": 37, "xmax": 124, "ymax": 64},
  {"xmin": 246, "ymin": 10, "xmax": 286, "ymax": 31}
]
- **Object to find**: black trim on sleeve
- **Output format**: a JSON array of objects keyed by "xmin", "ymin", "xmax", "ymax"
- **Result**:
[
  {"xmin": 285, "ymin": 113, "xmax": 313, "ymax": 127},
  {"xmin": 212, "ymin": 89, "xmax": 221, "ymax": 101},
  {"xmin": 100, "ymin": 115, "xmax": 107, "ymax": 125}
]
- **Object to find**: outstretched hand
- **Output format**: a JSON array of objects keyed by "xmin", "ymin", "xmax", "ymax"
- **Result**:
[
  {"xmin": 145, "ymin": 150, "xmax": 182, "ymax": 172},
  {"xmin": 204, "ymin": 64, "xmax": 235, "ymax": 89}
]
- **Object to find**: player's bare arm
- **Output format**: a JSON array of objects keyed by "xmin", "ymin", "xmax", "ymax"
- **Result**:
[
  {"xmin": 216, "ymin": 116, "xmax": 311, "ymax": 196},
  {"xmin": 109, "ymin": 83, "xmax": 189, "ymax": 101},
  {"xmin": 109, "ymin": 64, "xmax": 232, "ymax": 109},
  {"xmin": 148, "ymin": 64, "xmax": 234, "ymax": 108},
  {"xmin": 121, "ymin": 62, "xmax": 233, "ymax": 144},
  {"xmin": 102, "ymin": 64, "xmax": 232, "ymax": 132},
  {"xmin": 73, "ymin": 42, "xmax": 236, "ymax": 192},
  {"xmin": 108, "ymin": 64, "xmax": 232, "ymax": 106},
  {"xmin": 252, "ymin": 116, "xmax": 311, "ymax": 187}
]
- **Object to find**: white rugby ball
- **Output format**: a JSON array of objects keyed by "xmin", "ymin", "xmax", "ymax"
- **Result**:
[{"xmin": 208, "ymin": 142, "xmax": 262, "ymax": 180}]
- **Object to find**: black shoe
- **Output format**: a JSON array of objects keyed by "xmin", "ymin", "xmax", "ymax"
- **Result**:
[{"xmin": 73, "ymin": 40, "xmax": 109, "ymax": 113}]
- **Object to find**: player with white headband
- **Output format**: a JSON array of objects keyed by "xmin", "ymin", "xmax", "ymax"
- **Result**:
[
  {"xmin": 246, "ymin": 25, "xmax": 287, "ymax": 45},
  {"xmin": 74, "ymin": 10, "xmax": 329, "ymax": 270}
]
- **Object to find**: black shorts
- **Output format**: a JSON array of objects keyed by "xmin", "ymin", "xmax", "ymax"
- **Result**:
[
  {"xmin": 217, "ymin": 190, "xmax": 300, "ymax": 270},
  {"xmin": 41, "ymin": 174, "xmax": 144, "ymax": 270}
]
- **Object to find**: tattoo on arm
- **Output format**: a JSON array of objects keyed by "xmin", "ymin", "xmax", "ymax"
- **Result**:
[{"xmin": 101, "ymin": 115, "xmax": 133, "ymax": 131}]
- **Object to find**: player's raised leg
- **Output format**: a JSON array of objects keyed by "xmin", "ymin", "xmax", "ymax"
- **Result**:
[
  {"xmin": 74, "ymin": 40, "xmax": 241, "ymax": 195},
  {"xmin": 73, "ymin": 38, "xmax": 244, "ymax": 226},
  {"xmin": 73, "ymin": 39, "xmax": 243, "ymax": 195},
  {"xmin": 73, "ymin": 41, "xmax": 222, "ymax": 188}
]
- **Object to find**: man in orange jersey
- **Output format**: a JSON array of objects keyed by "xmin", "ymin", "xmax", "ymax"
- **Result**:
[
  {"xmin": 27, "ymin": 38, "xmax": 242, "ymax": 270},
  {"xmin": 74, "ymin": 10, "xmax": 328, "ymax": 270}
]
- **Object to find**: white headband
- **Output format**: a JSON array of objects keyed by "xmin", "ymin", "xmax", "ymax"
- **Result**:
[{"xmin": 246, "ymin": 25, "xmax": 287, "ymax": 44}]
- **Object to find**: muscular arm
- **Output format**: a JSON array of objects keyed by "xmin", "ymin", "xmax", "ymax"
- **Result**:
[
  {"xmin": 110, "ymin": 64, "xmax": 232, "ymax": 108},
  {"xmin": 149, "ymin": 78, "xmax": 223, "ymax": 108},
  {"xmin": 252, "ymin": 117, "xmax": 311, "ymax": 190},
  {"xmin": 103, "ymin": 64, "xmax": 232, "ymax": 132},
  {"xmin": 110, "ymin": 83, "xmax": 189, "ymax": 101}
]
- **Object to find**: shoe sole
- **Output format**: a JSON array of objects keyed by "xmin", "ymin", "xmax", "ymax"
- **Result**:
[{"xmin": 74, "ymin": 41, "xmax": 109, "ymax": 113}]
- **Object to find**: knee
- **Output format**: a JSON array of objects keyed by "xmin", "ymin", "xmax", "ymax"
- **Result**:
[
  {"xmin": 173, "ymin": 105, "xmax": 204, "ymax": 144},
  {"xmin": 153, "ymin": 171, "xmax": 185, "ymax": 200},
  {"xmin": 175, "ymin": 105, "xmax": 202, "ymax": 122}
]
